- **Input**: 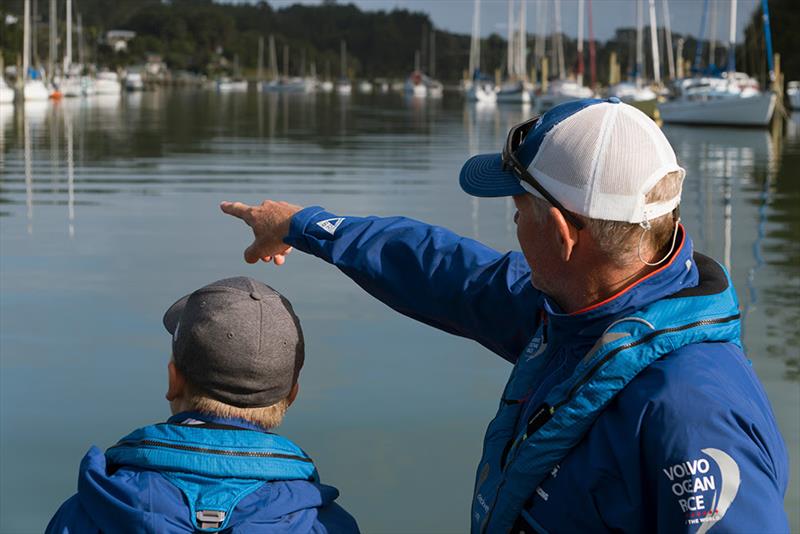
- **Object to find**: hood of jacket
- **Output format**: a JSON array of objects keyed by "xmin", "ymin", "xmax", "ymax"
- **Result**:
[{"xmin": 71, "ymin": 413, "xmax": 342, "ymax": 533}]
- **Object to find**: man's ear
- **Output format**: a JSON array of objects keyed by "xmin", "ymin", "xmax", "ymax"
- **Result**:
[
  {"xmin": 287, "ymin": 382, "xmax": 300, "ymax": 407},
  {"xmin": 549, "ymin": 206, "xmax": 579, "ymax": 262},
  {"xmin": 166, "ymin": 360, "xmax": 186, "ymax": 402}
]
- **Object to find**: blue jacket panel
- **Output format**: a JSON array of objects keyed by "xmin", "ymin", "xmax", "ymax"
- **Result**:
[
  {"xmin": 46, "ymin": 414, "xmax": 359, "ymax": 534},
  {"xmin": 285, "ymin": 207, "xmax": 789, "ymax": 533}
]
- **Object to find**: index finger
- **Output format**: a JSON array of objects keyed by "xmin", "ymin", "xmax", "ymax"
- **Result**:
[{"xmin": 220, "ymin": 201, "xmax": 254, "ymax": 223}]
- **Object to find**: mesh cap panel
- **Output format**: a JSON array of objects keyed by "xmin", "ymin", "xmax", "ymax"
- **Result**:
[{"xmin": 527, "ymin": 101, "xmax": 685, "ymax": 223}]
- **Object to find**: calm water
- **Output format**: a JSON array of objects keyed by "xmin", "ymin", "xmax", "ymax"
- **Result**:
[{"xmin": 1, "ymin": 90, "xmax": 798, "ymax": 533}]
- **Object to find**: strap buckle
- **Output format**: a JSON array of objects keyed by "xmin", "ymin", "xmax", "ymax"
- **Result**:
[{"xmin": 196, "ymin": 510, "xmax": 226, "ymax": 529}]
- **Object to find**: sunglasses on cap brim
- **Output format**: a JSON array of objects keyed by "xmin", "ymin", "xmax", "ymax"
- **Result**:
[{"xmin": 501, "ymin": 117, "xmax": 585, "ymax": 231}]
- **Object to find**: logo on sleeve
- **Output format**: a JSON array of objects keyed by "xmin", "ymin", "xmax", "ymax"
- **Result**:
[
  {"xmin": 316, "ymin": 217, "xmax": 345, "ymax": 235},
  {"xmin": 662, "ymin": 448, "xmax": 740, "ymax": 532}
]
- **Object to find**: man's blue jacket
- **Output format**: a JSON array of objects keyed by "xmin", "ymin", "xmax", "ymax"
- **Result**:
[
  {"xmin": 284, "ymin": 206, "xmax": 789, "ymax": 533},
  {"xmin": 46, "ymin": 412, "xmax": 359, "ymax": 533}
]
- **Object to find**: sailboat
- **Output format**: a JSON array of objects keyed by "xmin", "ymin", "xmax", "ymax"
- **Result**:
[
  {"xmin": 262, "ymin": 40, "xmax": 314, "ymax": 93},
  {"xmin": 0, "ymin": 75, "xmax": 14, "ymax": 104},
  {"xmin": 21, "ymin": 0, "xmax": 50, "ymax": 101},
  {"xmin": 788, "ymin": 81, "xmax": 800, "ymax": 110},
  {"xmin": 537, "ymin": 0, "xmax": 592, "ymax": 111},
  {"xmin": 464, "ymin": 0, "xmax": 497, "ymax": 103},
  {"xmin": 336, "ymin": 40, "xmax": 352, "ymax": 95},
  {"xmin": 608, "ymin": 0, "xmax": 658, "ymax": 116},
  {"xmin": 495, "ymin": 0, "xmax": 531, "ymax": 104},
  {"xmin": 404, "ymin": 50, "xmax": 443, "ymax": 99},
  {"xmin": 659, "ymin": 0, "xmax": 775, "ymax": 126},
  {"xmin": 217, "ymin": 54, "xmax": 248, "ymax": 92}
]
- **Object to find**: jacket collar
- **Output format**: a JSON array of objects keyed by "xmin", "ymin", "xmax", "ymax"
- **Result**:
[
  {"xmin": 543, "ymin": 226, "xmax": 698, "ymax": 341},
  {"xmin": 167, "ymin": 411, "xmax": 269, "ymax": 433}
]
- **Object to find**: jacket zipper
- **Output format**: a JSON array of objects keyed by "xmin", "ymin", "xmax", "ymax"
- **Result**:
[{"xmin": 110, "ymin": 439, "xmax": 313, "ymax": 462}]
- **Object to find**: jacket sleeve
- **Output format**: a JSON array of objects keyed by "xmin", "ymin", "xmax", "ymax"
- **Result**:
[
  {"xmin": 284, "ymin": 206, "xmax": 542, "ymax": 362},
  {"xmin": 642, "ymin": 346, "xmax": 790, "ymax": 534},
  {"xmin": 45, "ymin": 494, "xmax": 99, "ymax": 534}
]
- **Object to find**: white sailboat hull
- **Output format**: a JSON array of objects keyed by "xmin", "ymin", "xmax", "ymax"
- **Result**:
[
  {"xmin": 0, "ymin": 81, "xmax": 14, "ymax": 104},
  {"xmin": 659, "ymin": 92, "xmax": 776, "ymax": 127},
  {"xmin": 466, "ymin": 85, "xmax": 497, "ymax": 103},
  {"xmin": 495, "ymin": 88, "xmax": 530, "ymax": 104},
  {"xmin": 788, "ymin": 85, "xmax": 800, "ymax": 110},
  {"xmin": 23, "ymin": 80, "xmax": 50, "ymax": 101}
]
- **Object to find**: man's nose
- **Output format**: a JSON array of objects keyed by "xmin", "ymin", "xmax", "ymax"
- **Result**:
[{"xmin": 513, "ymin": 211, "xmax": 520, "ymax": 225}]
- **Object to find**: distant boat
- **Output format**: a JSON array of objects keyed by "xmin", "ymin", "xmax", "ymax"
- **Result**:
[
  {"xmin": 125, "ymin": 71, "xmax": 144, "ymax": 91},
  {"xmin": 659, "ymin": 76, "xmax": 775, "ymax": 127},
  {"xmin": 216, "ymin": 77, "xmax": 248, "ymax": 92},
  {"xmin": 466, "ymin": 75, "xmax": 497, "ymax": 103},
  {"xmin": 463, "ymin": 0, "xmax": 496, "ymax": 101},
  {"xmin": 537, "ymin": 80, "xmax": 594, "ymax": 112},
  {"xmin": 319, "ymin": 80, "xmax": 334, "ymax": 93},
  {"xmin": 358, "ymin": 80, "xmax": 373, "ymax": 93},
  {"xmin": 0, "ymin": 76, "xmax": 14, "ymax": 104},
  {"xmin": 336, "ymin": 40, "xmax": 352, "ymax": 95},
  {"xmin": 404, "ymin": 70, "xmax": 443, "ymax": 98},
  {"xmin": 607, "ymin": 81, "xmax": 658, "ymax": 117},
  {"xmin": 495, "ymin": 80, "xmax": 530, "ymax": 104},
  {"xmin": 23, "ymin": 72, "xmax": 50, "ymax": 101},
  {"xmin": 787, "ymin": 81, "xmax": 800, "ymax": 110},
  {"xmin": 659, "ymin": 0, "xmax": 776, "ymax": 128},
  {"xmin": 95, "ymin": 70, "xmax": 121, "ymax": 94},
  {"xmin": 20, "ymin": 0, "xmax": 49, "ymax": 101}
]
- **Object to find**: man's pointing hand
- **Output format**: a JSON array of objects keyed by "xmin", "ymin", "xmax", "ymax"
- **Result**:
[{"xmin": 220, "ymin": 200, "xmax": 303, "ymax": 265}]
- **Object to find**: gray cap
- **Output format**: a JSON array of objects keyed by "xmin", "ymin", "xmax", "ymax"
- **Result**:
[{"xmin": 163, "ymin": 277, "xmax": 304, "ymax": 408}]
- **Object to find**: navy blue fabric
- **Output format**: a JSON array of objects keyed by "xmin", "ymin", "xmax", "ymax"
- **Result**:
[
  {"xmin": 459, "ymin": 98, "xmax": 614, "ymax": 198},
  {"xmin": 46, "ymin": 413, "xmax": 359, "ymax": 534},
  {"xmin": 284, "ymin": 206, "xmax": 789, "ymax": 533}
]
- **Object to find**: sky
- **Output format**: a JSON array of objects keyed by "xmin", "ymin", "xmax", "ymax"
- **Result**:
[{"xmin": 262, "ymin": 0, "xmax": 762, "ymax": 42}]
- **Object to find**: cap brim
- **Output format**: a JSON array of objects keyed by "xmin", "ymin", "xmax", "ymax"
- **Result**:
[
  {"xmin": 459, "ymin": 153, "xmax": 526, "ymax": 198},
  {"xmin": 163, "ymin": 294, "xmax": 190, "ymax": 335}
]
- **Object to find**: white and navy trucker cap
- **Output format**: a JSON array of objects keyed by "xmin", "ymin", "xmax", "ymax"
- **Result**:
[{"xmin": 459, "ymin": 97, "xmax": 686, "ymax": 224}]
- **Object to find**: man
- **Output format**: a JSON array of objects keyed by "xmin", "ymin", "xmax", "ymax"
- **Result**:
[
  {"xmin": 47, "ymin": 277, "xmax": 359, "ymax": 533},
  {"xmin": 221, "ymin": 99, "xmax": 789, "ymax": 533}
]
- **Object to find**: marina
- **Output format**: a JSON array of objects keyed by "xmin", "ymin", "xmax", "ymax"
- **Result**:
[
  {"xmin": 1, "ymin": 85, "xmax": 798, "ymax": 533},
  {"xmin": 1, "ymin": 0, "xmax": 799, "ymax": 531}
]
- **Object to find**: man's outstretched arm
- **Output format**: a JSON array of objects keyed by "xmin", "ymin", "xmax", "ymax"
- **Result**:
[{"xmin": 221, "ymin": 200, "xmax": 542, "ymax": 362}]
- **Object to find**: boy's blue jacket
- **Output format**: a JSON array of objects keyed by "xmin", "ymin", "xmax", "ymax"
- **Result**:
[
  {"xmin": 46, "ymin": 413, "xmax": 359, "ymax": 533},
  {"xmin": 284, "ymin": 207, "xmax": 789, "ymax": 534}
]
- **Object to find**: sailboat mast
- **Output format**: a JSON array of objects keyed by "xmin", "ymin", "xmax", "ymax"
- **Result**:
[
  {"xmin": 693, "ymin": 0, "xmax": 710, "ymax": 73},
  {"xmin": 708, "ymin": 0, "xmax": 717, "ymax": 68},
  {"xmin": 635, "ymin": 0, "xmax": 643, "ymax": 86},
  {"xmin": 64, "ymin": 0, "xmax": 72, "ymax": 72},
  {"xmin": 577, "ymin": 0, "xmax": 584, "ymax": 86},
  {"xmin": 555, "ymin": 0, "xmax": 565, "ymax": 79},
  {"xmin": 340, "ymin": 40, "xmax": 346, "ymax": 78},
  {"xmin": 662, "ymin": 0, "xmax": 675, "ymax": 79},
  {"xmin": 588, "ymin": 0, "xmax": 596, "ymax": 87},
  {"xmin": 518, "ymin": 0, "xmax": 526, "ymax": 81},
  {"xmin": 23, "ymin": 0, "xmax": 31, "ymax": 80},
  {"xmin": 761, "ymin": 0, "xmax": 774, "ymax": 80},
  {"xmin": 430, "ymin": 27, "xmax": 436, "ymax": 78},
  {"xmin": 268, "ymin": 35, "xmax": 277, "ymax": 80},
  {"xmin": 726, "ymin": 0, "xmax": 737, "ymax": 75},
  {"xmin": 77, "ymin": 13, "xmax": 84, "ymax": 67},
  {"xmin": 283, "ymin": 45, "xmax": 289, "ymax": 78},
  {"xmin": 507, "ymin": 0, "xmax": 515, "ymax": 78},
  {"xmin": 469, "ymin": 0, "xmax": 481, "ymax": 76},
  {"xmin": 648, "ymin": 0, "xmax": 660, "ymax": 84},
  {"xmin": 257, "ymin": 36, "xmax": 264, "ymax": 82},
  {"xmin": 49, "ymin": 0, "xmax": 56, "ymax": 80}
]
